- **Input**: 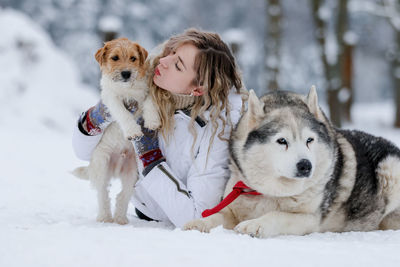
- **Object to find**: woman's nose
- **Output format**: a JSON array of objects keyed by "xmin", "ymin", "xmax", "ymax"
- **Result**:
[{"xmin": 159, "ymin": 55, "xmax": 173, "ymax": 68}]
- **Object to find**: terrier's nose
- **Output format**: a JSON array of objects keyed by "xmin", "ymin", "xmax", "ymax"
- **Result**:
[
  {"xmin": 121, "ymin": 71, "xmax": 131, "ymax": 80},
  {"xmin": 296, "ymin": 159, "xmax": 312, "ymax": 178}
]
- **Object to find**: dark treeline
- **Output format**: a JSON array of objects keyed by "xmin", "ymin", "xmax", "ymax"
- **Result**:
[{"xmin": 1, "ymin": 0, "xmax": 399, "ymax": 127}]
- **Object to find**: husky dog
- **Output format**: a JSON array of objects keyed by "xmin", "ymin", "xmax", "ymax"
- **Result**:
[{"xmin": 184, "ymin": 86, "xmax": 400, "ymax": 238}]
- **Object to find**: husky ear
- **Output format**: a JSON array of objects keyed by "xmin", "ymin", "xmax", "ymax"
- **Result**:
[
  {"xmin": 247, "ymin": 89, "xmax": 264, "ymax": 128},
  {"xmin": 306, "ymin": 85, "xmax": 324, "ymax": 121}
]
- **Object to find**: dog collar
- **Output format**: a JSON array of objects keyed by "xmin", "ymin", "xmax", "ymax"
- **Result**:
[{"xmin": 202, "ymin": 181, "xmax": 262, "ymax": 218}]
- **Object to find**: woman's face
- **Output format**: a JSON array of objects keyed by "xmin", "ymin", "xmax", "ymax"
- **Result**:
[{"xmin": 153, "ymin": 43, "xmax": 199, "ymax": 95}]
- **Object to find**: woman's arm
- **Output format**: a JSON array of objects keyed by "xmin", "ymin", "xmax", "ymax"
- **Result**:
[
  {"xmin": 135, "ymin": 122, "xmax": 231, "ymax": 228},
  {"xmin": 72, "ymin": 120, "xmax": 103, "ymax": 161},
  {"xmin": 72, "ymin": 99, "xmax": 126, "ymax": 161}
]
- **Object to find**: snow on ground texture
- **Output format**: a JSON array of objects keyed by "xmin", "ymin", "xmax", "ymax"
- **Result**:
[{"xmin": 1, "ymin": 8, "xmax": 400, "ymax": 267}]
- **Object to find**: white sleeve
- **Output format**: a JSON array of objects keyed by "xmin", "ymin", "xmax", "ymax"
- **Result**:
[
  {"xmin": 137, "ymin": 123, "xmax": 230, "ymax": 228},
  {"xmin": 72, "ymin": 122, "xmax": 103, "ymax": 161}
]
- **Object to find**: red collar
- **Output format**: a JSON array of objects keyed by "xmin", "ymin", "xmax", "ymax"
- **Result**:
[{"xmin": 202, "ymin": 181, "xmax": 262, "ymax": 218}]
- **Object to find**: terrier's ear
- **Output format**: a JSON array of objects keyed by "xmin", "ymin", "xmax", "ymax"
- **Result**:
[
  {"xmin": 306, "ymin": 85, "xmax": 324, "ymax": 121},
  {"xmin": 135, "ymin": 44, "xmax": 149, "ymax": 77},
  {"xmin": 247, "ymin": 89, "xmax": 264, "ymax": 128},
  {"xmin": 95, "ymin": 43, "xmax": 109, "ymax": 66},
  {"xmin": 137, "ymin": 44, "xmax": 148, "ymax": 66}
]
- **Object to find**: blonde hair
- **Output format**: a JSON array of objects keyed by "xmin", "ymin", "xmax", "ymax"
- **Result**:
[{"xmin": 149, "ymin": 28, "xmax": 243, "ymax": 154}]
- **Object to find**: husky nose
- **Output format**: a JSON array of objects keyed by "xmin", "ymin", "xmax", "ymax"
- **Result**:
[
  {"xmin": 121, "ymin": 71, "xmax": 131, "ymax": 80},
  {"xmin": 296, "ymin": 159, "xmax": 312, "ymax": 177}
]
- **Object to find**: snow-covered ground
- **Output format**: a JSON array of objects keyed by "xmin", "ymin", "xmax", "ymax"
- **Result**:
[{"xmin": 1, "ymin": 8, "xmax": 400, "ymax": 267}]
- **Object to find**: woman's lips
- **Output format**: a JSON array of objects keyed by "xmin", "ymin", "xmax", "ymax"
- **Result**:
[{"xmin": 155, "ymin": 66, "xmax": 161, "ymax": 76}]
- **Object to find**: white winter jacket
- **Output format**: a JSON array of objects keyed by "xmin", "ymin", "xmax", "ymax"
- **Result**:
[{"xmin": 72, "ymin": 90, "xmax": 243, "ymax": 228}]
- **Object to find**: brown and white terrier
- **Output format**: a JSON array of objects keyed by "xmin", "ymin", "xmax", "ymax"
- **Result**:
[
  {"xmin": 73, "ymin": 38, "xmax": 159, "ymax": 224},
  {"xmin": 96, "ymin": 37, "xmax": 160, "ymax": 139}
]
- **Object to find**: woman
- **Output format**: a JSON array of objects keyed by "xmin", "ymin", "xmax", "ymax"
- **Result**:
[{"xmin": 72, "ymin": 28, "xmax": 245, "ymax": 228}]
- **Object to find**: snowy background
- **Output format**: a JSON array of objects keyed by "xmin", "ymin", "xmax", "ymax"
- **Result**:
[{"xmin": 1, "ymin": 6, "xmax": 400, "ymax": 267}]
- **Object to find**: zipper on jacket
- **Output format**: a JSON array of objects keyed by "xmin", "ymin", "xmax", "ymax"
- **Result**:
[
  {"xmin": 157, "ymin": 165, "xmax": 190, "ymax": 198},
  {"xmin": 175, "ymin": 109, "xmax": 207, "ymax": 127}
]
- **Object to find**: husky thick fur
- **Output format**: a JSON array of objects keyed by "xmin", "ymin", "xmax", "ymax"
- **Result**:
[{"xmin": 184, "ymin": 87, "xmax": 400, "ymax": 237}]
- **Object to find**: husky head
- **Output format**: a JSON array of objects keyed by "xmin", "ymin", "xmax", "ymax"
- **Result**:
[{"xmin": 230, "ymin": 86, "xmax": 336, "ymax": 197}]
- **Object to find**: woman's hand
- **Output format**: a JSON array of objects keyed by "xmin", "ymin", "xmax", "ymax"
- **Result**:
[{"xmin": 132, "ymin": 118, "xmax": 165, "ymax": 175}]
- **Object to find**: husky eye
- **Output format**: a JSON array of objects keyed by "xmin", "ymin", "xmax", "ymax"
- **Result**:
[
  {"xmin": 130, "ymin": 56, "xmax": 136, "ymax": 62},
  {"xmin": 306, "ymin": 137, "xmax": 314, "ymax": 148},
  {"xmin": 112, "ymin": 55, "xmax": 119, "ymax": 61},
  {"xmin": 277, "ymin": 138, "xmax": 288, "ymax": 146}
]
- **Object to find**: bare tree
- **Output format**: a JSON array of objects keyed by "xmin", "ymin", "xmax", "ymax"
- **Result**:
[
  {"xmin": 265, "ymin": 0, "xmax": 282, "ymax": 92},
  {"xmin": 338, "ymin": 0, "xmax": 355, "ymax": 123},
  {"xmin": 348, "ymin": 0, "xmax": 400, "ymax": 127},
  {"xmin": 394, "ymin": 30, "xmax": 400, "ymax": 127},
  {"xmin": 382, "ymin": 0, "xmax": 400, "ymax": 127},
  {"xmin": 311, "ymin": 0, "xmax": 352, "ymax": 127},
  {"xmin": 341, "ymin": 40, "xmax": 354, "ymax": 122}
]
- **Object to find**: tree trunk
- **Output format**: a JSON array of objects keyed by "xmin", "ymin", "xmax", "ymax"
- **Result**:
[
  {"xmin": 394, "ymin": 30, "xmax": 400, "ymax": 127},
  {"xmin": 265, "ymin": 0, "xmax": 282, "ymax": 92},
  {"xmin": 337, "ymin": 0, "xmax": 353, "ymax": 123},
  {"xmin": 381, "ymin": 0, "xmax": 400, "ymax": 127},
  {"xmin": 311, "ymin": 0, "xmax": 341, "ymax": 127},
  {"xmin": 332, "ymin": 0, "xmax": 350, "ymax": 127},
  {"xmin": 342, "ymin": 43, "xmax": 354, "ymax": 122},
  {"xmin": 311, "ymin": 0, "xmax": 351, "ymax": 127}
]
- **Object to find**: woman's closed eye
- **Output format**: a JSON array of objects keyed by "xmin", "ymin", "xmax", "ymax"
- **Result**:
[{"xmin": 175, "ymin": 62, "xmax": 182, "ymax": 71}]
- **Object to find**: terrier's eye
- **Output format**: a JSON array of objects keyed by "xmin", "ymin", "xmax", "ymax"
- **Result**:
[
  {"xmin": 112, "ymin": 55, "xmax": 119, "ymax": 61},
  {"xmin": 277, "ymin": 138, "xmax": 288, "ymax": 146},
  {"xmin": 130, "ymin": 56, "xmax": 136, "ymax": 62}
]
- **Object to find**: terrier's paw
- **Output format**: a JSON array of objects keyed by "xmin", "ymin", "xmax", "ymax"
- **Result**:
[
  {"xmin": 234, "ymin": 219, "xmax": 276, "ymax": 238},
  {"xmin": 114, "ymin": 215, "xmax": 129, "ymax": 225},
  {"xmin": 183, "ymin": 219, "xmax": 213, "ymax": 233},
  {"xmin": 123, "ymin": 123, "xmax": 143, "ymax": 140},
  {"xmin": 143, "ymin": 115, "xmax": 161, "ymax": 130}
]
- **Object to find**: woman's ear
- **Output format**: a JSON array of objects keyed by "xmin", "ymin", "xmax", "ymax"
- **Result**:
[{"xmin": 191, "ymin": 86, "xmax": 204, "ymax": 96}]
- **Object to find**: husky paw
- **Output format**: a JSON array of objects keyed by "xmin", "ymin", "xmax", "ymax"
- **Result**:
[
  {"xmin": 97, "ymin": 214, "xmax": 114, "ymax": 223},
  {"xmin": 183, "ymin": 219, "xmax": 213, "ymax": 233},
  {"xmin": 144, "ymin": 116, "xmax": 161, "ymax": 130},
  {"xmin": 114, "ymin": 215, "xmax": 129, "ymax": 225},
  {"xmin": 234, "ymin": 219, "xmax": 276, "ymax": 238}
]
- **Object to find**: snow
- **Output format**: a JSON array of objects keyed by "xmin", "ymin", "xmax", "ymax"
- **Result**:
[
  {"xmin": 268, "ymin": 4, "xmax": 281, "ymax": 17},
  {"xmin": 344, "ymin": 31, "xmax": 359, "ymax": 45},
  {"xmin": 318, "ymin": 5, "xmax": 332, "ymax": 21},
  {"xmin": 338, "ymin": 87, "xmax": 351, "ymax": 103},
  {"xmin": 129, "ymin": 2, "xmax": 150, "ymax": 19},
  {"xmin": 223, "ymin": 28, "xmax": 246, "ymax": 44},
  {"xmin": 1, "ymin": 8, "xmax": 400, "ymax": 267},
  {"xmin": 98, "ymin": 15, "xmax": 122, "ymax": 32}
]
